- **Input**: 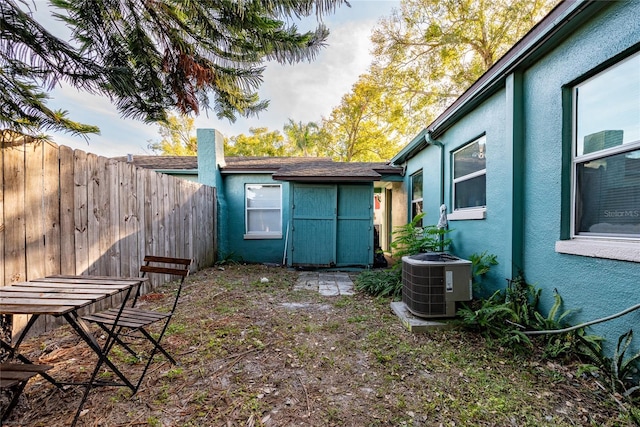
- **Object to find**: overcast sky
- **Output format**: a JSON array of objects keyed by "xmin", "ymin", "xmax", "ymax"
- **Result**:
[{"xmin": 37, "ymin": 1, "xmax": 400, "ymax": 158}]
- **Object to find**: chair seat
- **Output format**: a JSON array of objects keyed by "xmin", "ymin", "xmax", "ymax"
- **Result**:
[
  {"xmin": 76, "ymin": 255, "xmax": 191, "ymax": 398},
  {"xmin": 82, "ymin": 308, "xmax": 171, "ymax": 329},
  {"xmin": 0, "ymin": 363, "xmax": 53, "ymax": 388}
]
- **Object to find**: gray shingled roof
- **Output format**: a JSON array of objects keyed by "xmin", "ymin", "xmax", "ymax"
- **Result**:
[
  {"xmin": 112, "ymin": 155, "xmax": 198, "ymax": 170},
  {"xmin": 113, "ymin": 155, "xmax": 402, "ymax": 181},
  {"xmin": 272, "ymin": 161, "xmax": 400, "ymax": 181}
]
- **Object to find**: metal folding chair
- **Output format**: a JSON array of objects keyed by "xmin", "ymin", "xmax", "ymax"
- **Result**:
[
  {"xmin": 81, "ymin": 255, "xmax": 191, "ymax": 392},
  {"xmin": 1, "ymin": 362, "xmax": 52, "ymax": 422}
]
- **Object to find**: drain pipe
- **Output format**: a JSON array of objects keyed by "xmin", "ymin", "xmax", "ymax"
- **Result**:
[{"xmin": 425, "ymin": 131, "xmax": 445, "ymax": 208}]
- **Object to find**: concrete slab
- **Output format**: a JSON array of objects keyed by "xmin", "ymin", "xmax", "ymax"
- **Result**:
[
  {"xmin": 294, "ymin": 271, "xmax": 355, "ymax": 296},
  {"xmin": 390, "ymin": 301, "xmax": 454, "ymax": 333}
]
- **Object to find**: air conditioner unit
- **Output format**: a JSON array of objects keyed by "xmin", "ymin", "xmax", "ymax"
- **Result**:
[{"xmin": 401, "ymin": 253, "xmax": 472, "ymax": 318}]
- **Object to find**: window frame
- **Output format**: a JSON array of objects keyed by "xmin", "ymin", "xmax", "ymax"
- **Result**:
[
  {"xmin": 557, "ymin": 51, "xmax": 640, "ymax": 262},
  {"xmin": 570, "ymin": 52, "xmax": 640, "ymax": 241},
  {"xmin": 410, "ymin": 170, "xmax": 423, "ymax": 223},
  {"xmin": 244, "ymin": 183, "xmax": 283, "ymax": 240},
  {"xmin": 449, "ymin": 135, "xmax": 487, "ymax": 221}
]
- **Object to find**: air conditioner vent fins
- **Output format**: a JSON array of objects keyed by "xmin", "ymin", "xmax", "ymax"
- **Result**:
[{"xmin": 401, "ymin": 253, "xmax": 472, "ymax": 318}]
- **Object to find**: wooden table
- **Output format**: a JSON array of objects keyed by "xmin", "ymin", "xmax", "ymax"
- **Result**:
[{"xmin": 0, "ymin": 275, "xmax": 147, "ymax": 425}]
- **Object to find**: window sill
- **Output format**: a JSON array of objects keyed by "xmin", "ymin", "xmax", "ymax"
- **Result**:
[
  {"xmin": 555, "ymin": 239, "xmax": 640, "ymax": 263},
  {"xmin": 244, "ymin": 233, "xmax": 282, "ymax": 240},
  {"xmin": 447, "ymin": 208, "xmax": 486, "ymax": 221}
]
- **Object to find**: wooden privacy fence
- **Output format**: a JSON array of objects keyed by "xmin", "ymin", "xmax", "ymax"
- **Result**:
[{"xmin": 1, "ymin": 139, "xmax": 216, "ymax": 335}]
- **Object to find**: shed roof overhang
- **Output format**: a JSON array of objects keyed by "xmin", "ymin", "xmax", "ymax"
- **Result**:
[
  {"xmin": 391, "ymin": 0, "xmax": 609, "ymax": 165},
  {"xmin": 272, "ymin": 162, "xmax": 403, "ymax": 183}
]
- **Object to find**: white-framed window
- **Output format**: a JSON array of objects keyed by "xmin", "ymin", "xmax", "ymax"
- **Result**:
[
  {"xmin": 451, "ymin": 135, "xmax": 486, "ymax": 216},
  {"xmin": 411, "ymin": 170, "xmax": 423, "ymax": 222},
  {"xmin": 245, "ymin": 184, "xmax": 282, "ymax": 239},
  {"xmin": 572, "ymin": 52, "xmax": 640, "ymax": 240}
]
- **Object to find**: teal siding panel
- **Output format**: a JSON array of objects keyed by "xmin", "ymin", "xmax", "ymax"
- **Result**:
[
  {"xmin": 336, "ymin": 185, "xmax": 373, "ymax": 266},
  {"xmin": 222, "ymin": 174, "xmax": 289, "ymax": 264},
  {"xmin": 291, "ymin": 184, "xmax": 336, "ymax": 266},
  {"xmin": 292, "ymin": 219, "xmax": 335, "ymax": 266}
]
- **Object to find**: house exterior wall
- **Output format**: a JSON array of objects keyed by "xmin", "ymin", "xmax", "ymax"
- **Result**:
[
  {"xmin": 405, "ymin": 93, "xmax": 511, "ymax": 296},
  {"xmin": 389, "ymin": 181, "xmax": 408, "ymax": 250},
  {"xmin": 197, "ymin": 129, "xmax": 229, "ymax": 258},
  {"xmin": 222, "ymin": 174, "xmax": 291, "ymax": 264},
  {"xmin": 520, "ymin": 1, "xmax": 640, "ymax": 346},
  {"xmin": 400, "ymin": 1, "xmax": 640, "ymax": 350}
]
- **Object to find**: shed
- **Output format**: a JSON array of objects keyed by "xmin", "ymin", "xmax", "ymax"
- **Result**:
[
  {"xmin": 117, "ymin": 131, "xmax": 404, "ymax": 268},
  {"xmin": 198, "ymin": 130, "xmax": 404, "ymax": 268}
]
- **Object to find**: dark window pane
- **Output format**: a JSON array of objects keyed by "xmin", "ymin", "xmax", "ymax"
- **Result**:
[
  {"xmin": 454, "ymin": 137, "xmax": 486, "ymax": 179},
  {"xmin": 454, "ymin": 175, "xmax": 486, "ymax": 209},
  {"xmin": 576, "ymin": 149, "xmax": 640, "ymax": 236},
  {"xmin": 412, "ymin": 171, "xmax": 423, "ymax": 200},
  {"xmin": 412, "ymin": 201, "xmax": 423, "ymax": 223}
]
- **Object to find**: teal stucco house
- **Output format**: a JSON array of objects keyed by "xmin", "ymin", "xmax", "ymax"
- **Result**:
[
  {"xmin": 391, "ymin": 0, "xmax": 640, "ymax": 348},
  {"xmin": 196, "ymin": 129, "xmax": 404, "ymax": 267},
  {"xmin": 121, "ymin": 133, "xmax": 405, "ymax": 268}
]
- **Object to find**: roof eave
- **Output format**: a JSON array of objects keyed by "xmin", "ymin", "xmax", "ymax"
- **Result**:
[
  {"xmin": 391, "ymin": 128, "xmax": 429, "ymax": 165},
  {"xmin": 220, "ymin": 168, "xmax": 279, "ymax": 174},
  {"xmin": 428, "ymin": 0, "xmax": 606, "ymax": 139},
  {"xmin": 154, "ymin": 169, "xmax": 198, "ymax": 175},
  {"xmin": 272, "ymin": 175, "xmax": 381, "ymax": 182}
]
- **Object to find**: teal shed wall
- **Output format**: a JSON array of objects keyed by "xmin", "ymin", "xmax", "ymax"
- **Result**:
[
  {"xmin": 288, "ymin": 183, "xmax": 374, "ymax": 267},
  {"xmin": 196, "ymin": 129, "xmax": 377, "ymax": 267},
  {"xmin": 223, "ymin": 174, "xmax": 291, "ymax": 264},
  {"xmin": 402, "ymin": 1, "xmax": 640, "ymax": 351}
]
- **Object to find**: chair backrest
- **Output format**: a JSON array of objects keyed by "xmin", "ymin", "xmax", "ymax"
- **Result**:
[{"xmin": 139, "ymin": 255, "xmax": 192, "ymax": 312}]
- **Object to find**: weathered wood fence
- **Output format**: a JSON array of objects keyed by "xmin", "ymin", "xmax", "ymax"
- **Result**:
[{"xmin": 1, "ymin": 139, "xmax": 216, "ymax": 335}]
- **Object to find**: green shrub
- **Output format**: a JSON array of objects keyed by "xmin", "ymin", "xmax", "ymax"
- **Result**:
[
  {"xmin": 356, "ymin": 212, "xmax": 451, "ymax": 299},
  {"xmin": 390, "ymin": 212, "xmax": 452, "ymax": 258},
  {"xmin": 355, "ymin": 268, "xmax": 401, "ymax": 299}
]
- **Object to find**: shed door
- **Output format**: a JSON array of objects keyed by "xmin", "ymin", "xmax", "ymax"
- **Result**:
[
  {"xmin": 291, "ymin": 184, "xmax": 337, "ymax": 266},
  {"xmin": 336, "ymin": 184, "xmax": 373, "ymax": 266},
  {"xmin": 291, "ymin": 183, "xmax": 372, "ymax": 267}
]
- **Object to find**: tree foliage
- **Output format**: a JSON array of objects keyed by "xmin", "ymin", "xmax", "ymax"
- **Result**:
[
  {"xmin": 225, "ymin": 127, "xmax": 287, "ymax": 157},
  {"xmin": 148, "ymin": 114, "xmax": 198, "ymax": 156},
  {"xmin": 321, "ymin": 73, "xmax": 407, "ymax": 162},
  {"xmin": 282, "ymin": 119, "xmax": 324, "ymax": 157},
  {"xmin": 369, "ymin": 0, "xmax": 560, "ymax": 133},
  {"xmin": 1, "ymin": 0, "xmax": 347, "ymax": 137}
]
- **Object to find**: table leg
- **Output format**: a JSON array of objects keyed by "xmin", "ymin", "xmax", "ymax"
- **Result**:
[
  {"xmin": 67, "ymin": 285, "xmax": 137, "ymax": 427},
  {"xmin": 0, "ymin": 319, "xmax": 62, "ymax": 389}
]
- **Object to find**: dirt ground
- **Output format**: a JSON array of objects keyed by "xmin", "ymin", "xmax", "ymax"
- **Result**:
[{"xmin": 1, "ymin": 264, "xmax": 634, "ymax": 426}]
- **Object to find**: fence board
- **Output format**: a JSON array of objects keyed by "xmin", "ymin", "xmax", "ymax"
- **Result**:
[
  {"xmin": 136, "ymin": 166, "xmax": 146, "ymax": 281},
  {"xmin": 1, "ymin": 140, "xmax": 216, "ymax": 336},
  {"xmin": 86, "ymin": 154, "xmax": 99, "ymax": 274},
  {"xmin": 107, "ymin": 159, "xmax": 120, "ymax": 276},
  {"xmin": 4, "ymin": 144, "xmax": 27, "ymax": 336},
  {"xmin": 73, "ymin": 150, "xmax": 89, "ymax": 275},
  {"xmin": 119, "ymin": 161, "xmax": 138, "ymax": 278},
  {"xmin": 59, "ymin": 146, "xmax": 75, "ymax": 275},
  {"xmin": 25, "ymin": 141, "xmax": 45, "ymax": 281},
  {"xmin": 44, "ymin": 141, "xmax": 61, "ymax": 277},
  {"xmin": 145, "ymin": 170, "xmax": 158, "ymax": 290},
  {"xmin": 181, "ymin": 180, "xmax": 192, "ymax": 263},
  {"xmin": 4, "ymin": 144, "xmax": 26, "ymax": 284}
]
